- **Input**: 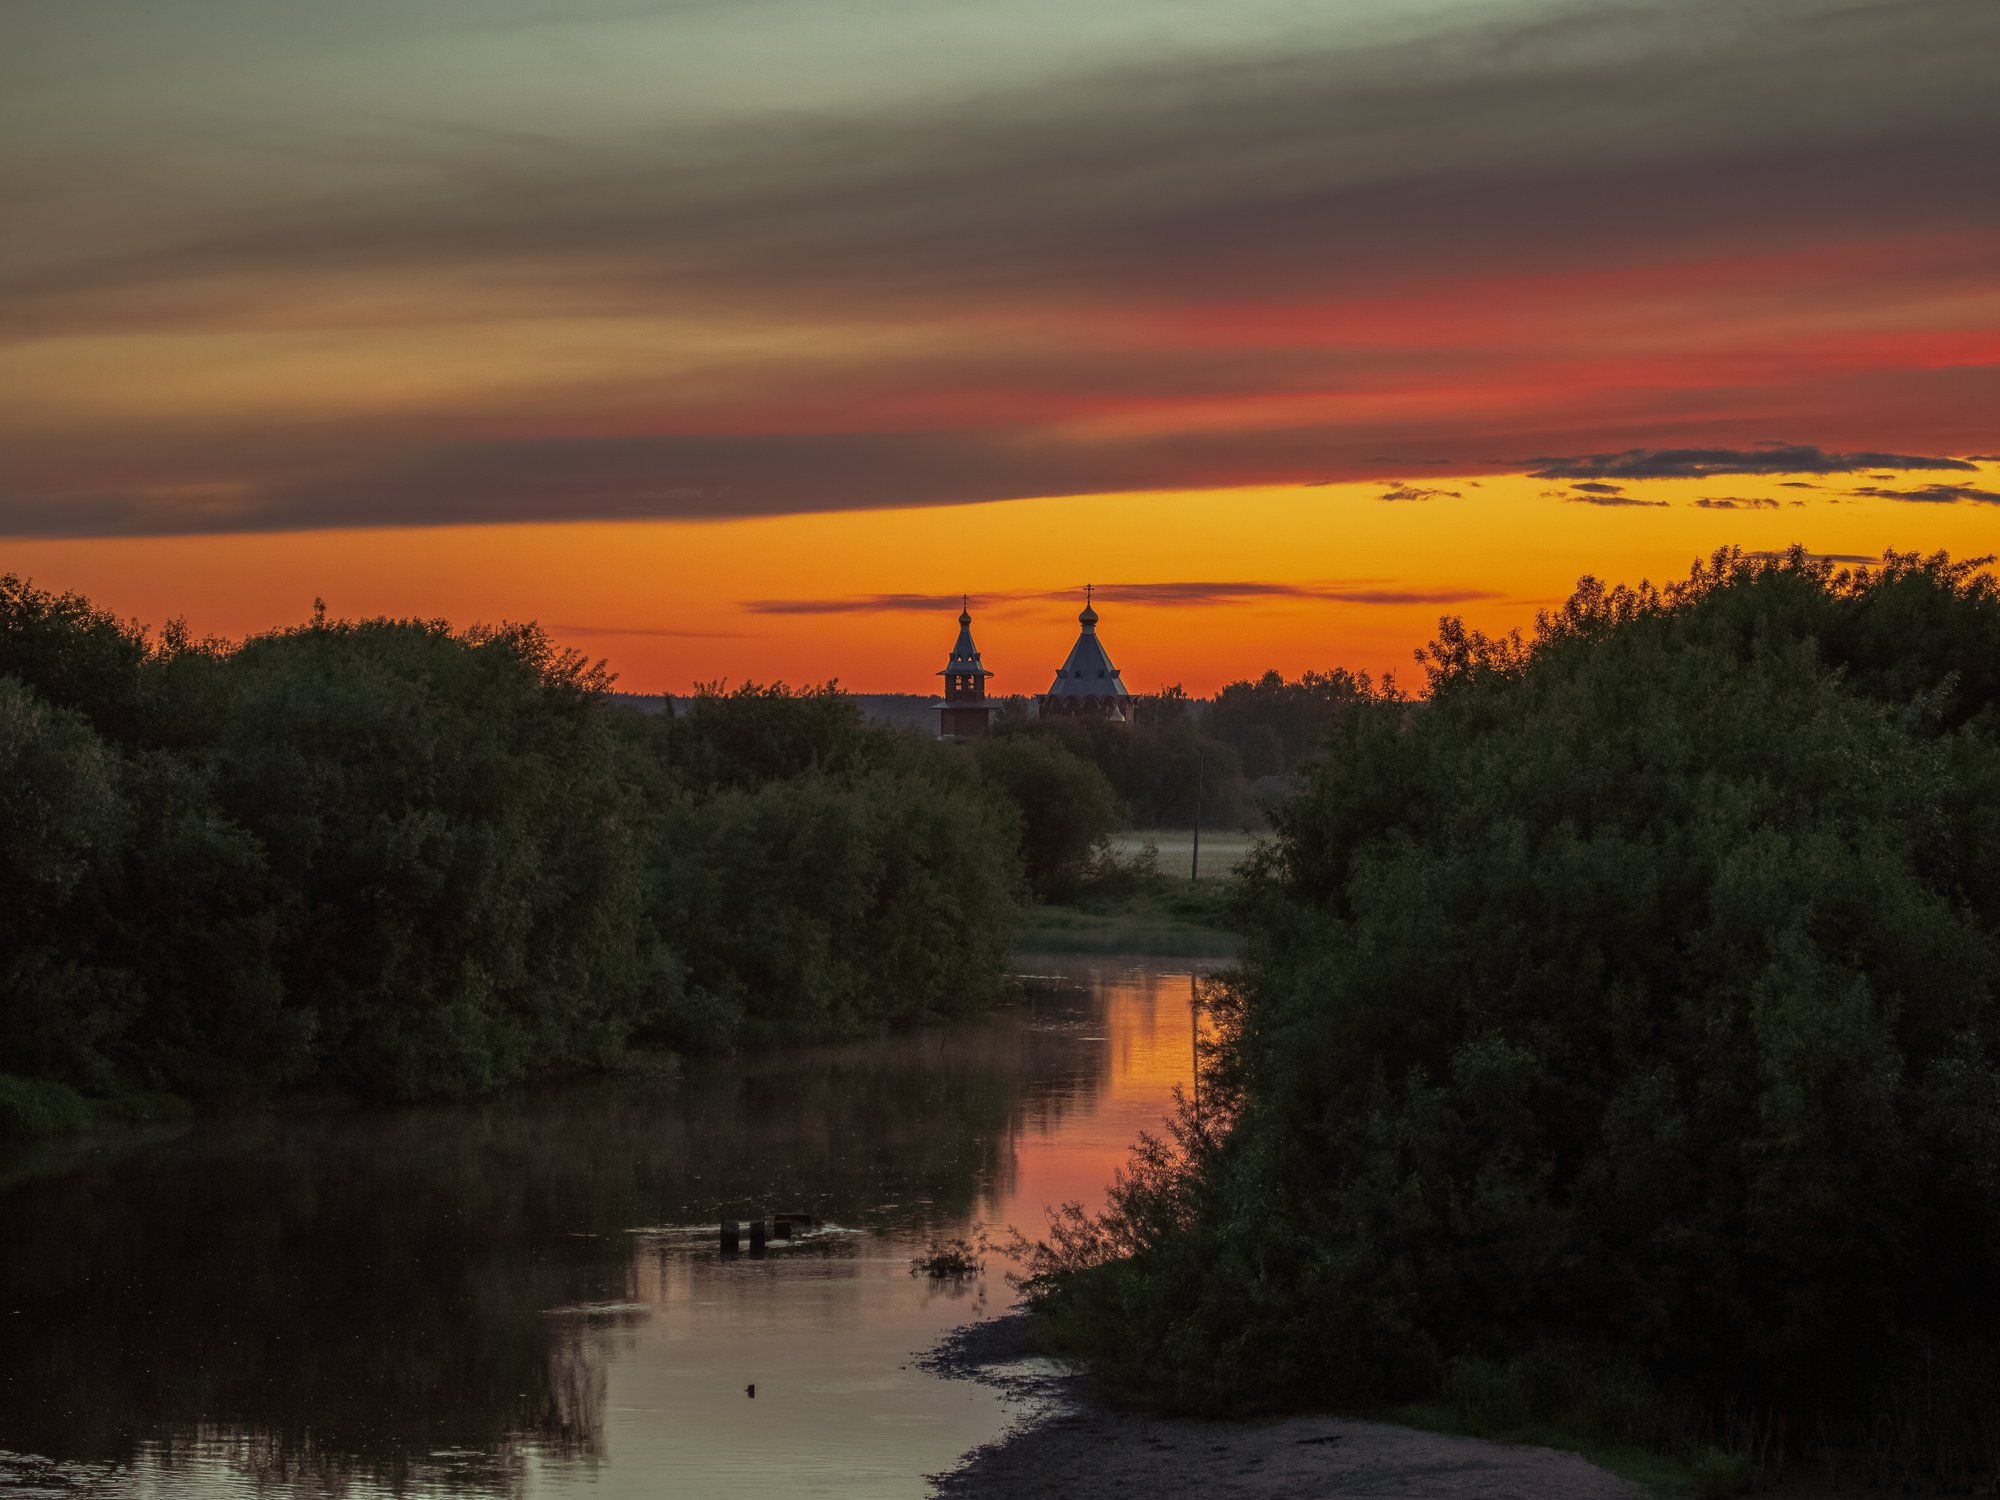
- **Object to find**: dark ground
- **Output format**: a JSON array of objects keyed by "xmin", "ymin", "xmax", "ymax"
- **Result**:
[{"xmin": 922, "ymin": 1315, "xmax": 1647, "ymax": 1500}]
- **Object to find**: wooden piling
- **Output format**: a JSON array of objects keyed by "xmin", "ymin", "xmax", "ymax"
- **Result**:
[
  {"xmin": 748, "ymin": 1218, "xmax": 767, "ymax": 1257},
  {"xmin": 720, "ymin": 1220, "xmax": 740, "ymax": 1255}
]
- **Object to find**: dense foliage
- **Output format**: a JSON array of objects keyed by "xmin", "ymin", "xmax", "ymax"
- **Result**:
[
  {"xmin": 1027, "ymin": 549, "xmax": 2000, "ymax": 1480},
  {"xmin": 0, "ymin": 580, "xmax": 1026, "ymax": 1114},
  {"xmin": 973, "ymin": 734, "xmax": 1123, "ymax": 899},
  {"xmin": 1204, "ymin": 666, "xmax": 1381, "ymax": 778},
  {"xmin": 998, "ymin": 711, "xmax": 1259, "ymax": 829},
  {"xmin": 994, "ymin": 671, "xmax": 1376, "ymax": 831}
]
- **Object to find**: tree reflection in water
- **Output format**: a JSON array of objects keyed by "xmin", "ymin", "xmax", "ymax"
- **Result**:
[{"xmin": 0, "ymin": 964, "xmax": 1149, "ymax": 1496}]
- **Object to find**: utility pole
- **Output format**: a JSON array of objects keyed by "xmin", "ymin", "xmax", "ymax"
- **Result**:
[{"xmin": 1191, "ymin": 755, "xmax": 1203, "ymax": 882}]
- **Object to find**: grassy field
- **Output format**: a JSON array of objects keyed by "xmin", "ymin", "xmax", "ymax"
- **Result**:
[
  {"xmin": 1018, "ymin": 863, "xmax": 1245, "ymax": 957},
  {"xmin": 1108, "ymin": 828, "xmax": 1262, "ymax": 882}
]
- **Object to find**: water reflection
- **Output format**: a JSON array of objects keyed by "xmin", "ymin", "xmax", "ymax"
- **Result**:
[{"xmin": 0, "ymin": 957, "xmax": 1210, "ymax": 1498}]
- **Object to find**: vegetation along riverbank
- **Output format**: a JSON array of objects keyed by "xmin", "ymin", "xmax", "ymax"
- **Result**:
[
  {"xmin": 0, "ymin": 574, "xmax": 1306, "ymax": 1140},
  {"xmin": 0, "ymin": 578, "xmax": 1026, "ymax": 1133},
  {"xmin": 1015, "ymin": 548, "xmax": 2000, "ymax": 1495}
]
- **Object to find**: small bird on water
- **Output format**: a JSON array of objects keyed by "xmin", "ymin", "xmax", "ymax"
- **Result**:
[{"xmin": 745, "ymin": 1383, "xmax": 756, "ymax": 1399}]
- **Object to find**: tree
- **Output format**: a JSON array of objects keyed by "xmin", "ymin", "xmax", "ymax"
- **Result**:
[
  {"xmin": 975, "ymin": 734, "xmax": 1121, "ymax": 899},
  {"xmin": 1028, "ymin": 549, "xmax": 2000, "ymax": 1482}
]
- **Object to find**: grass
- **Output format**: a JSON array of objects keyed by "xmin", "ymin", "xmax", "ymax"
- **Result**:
[
  {"xmin": 1108, "ymin": 828, "xmax": 1261, "ymax": 882},
  {"xmin": 1020, "ymin": 868, "xmax": 1243, "ymax": 955},
  {"xmin": 911, "ymin": 1234, "xmax": 988, "ymax": 1279}
]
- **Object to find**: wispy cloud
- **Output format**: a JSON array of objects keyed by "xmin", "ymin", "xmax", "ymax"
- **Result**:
[
  {"xmin": 1553, "ymin": 491, "xmax": 1670, "ymax": 508},
  {"xmin": 1376, "ymin": 484, "xmax": 1461, "ymax": 503},
  {"xmin": 553, "ymin": 622, "xmax": 745, "ymax": 638},
  {"xmin": 1692, "ymin": 496, "xmax": 1780, "ymax": 510},
  {"xmin": 1748, "ymin": 550, "xmax": 1882, "ymax": 564},
  {"xmin": 1844, "ymin": 483, "xmax": 2000, "ymax": 505},
  {"xmin": 1529, "ymin": 443, "xmax": 1977, "ymax": 481},
  {"xmin": 741, "ymin": 579, "xmax": 1500, "ymax": 615}
]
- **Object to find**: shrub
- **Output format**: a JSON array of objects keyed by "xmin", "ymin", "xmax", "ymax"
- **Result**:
[
  {"xmin": 1027, "ymin": 549, "xmax": 2000, "ymax": 1483},
  {"xmin": 975, "ymin": 734, "xmax": 1121, "ymax": 899}
]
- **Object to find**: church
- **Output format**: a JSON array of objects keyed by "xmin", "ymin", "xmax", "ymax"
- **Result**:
[{"xmin": 933, "ymin": 587, "xmax": 1132, "ymax": 741}]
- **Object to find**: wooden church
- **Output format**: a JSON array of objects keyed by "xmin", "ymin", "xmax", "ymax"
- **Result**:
[
  {"xmin": 1037, "ymin": 585, "xmax": 1131, "ymax": 724},
  {"xmin": 934, "ymin": 598, "xmax": 999, "ymax": 741},
  {"xmin": 933, "ymin": 588, "xmax": 1132, "ymax": 741}
]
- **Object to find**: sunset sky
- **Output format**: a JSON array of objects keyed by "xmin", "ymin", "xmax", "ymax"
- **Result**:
[{"xmin": 4, "ymin": 0, "xmax": 1996, "ymax": 693}]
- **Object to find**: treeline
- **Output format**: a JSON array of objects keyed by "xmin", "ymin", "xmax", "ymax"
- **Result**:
[
  {"xmin": 992, "ymin": 668, "xmax": 1381, "ymax": 829},
  {"xmin": 1025, "ymin": 548, "xmax": 2000, "ymax": 1486},
  {"xmin": 0, "ymin": 579, "xmax": 1052, "ymax": 1115}
]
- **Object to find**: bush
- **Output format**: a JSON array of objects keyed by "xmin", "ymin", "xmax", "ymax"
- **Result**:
[
  {"xmin": 975, "ymin": 734, "xmax": 1122, "ymax": 899},
  {"xmin": 0, "ymin": 584, "xmax": 1028, "ymax": 1108},
  {"xmin": 0, "ymin": 1074, "xmax": 95, "ymax": 1140},
  {"xmin": 1019, "ymin": 714, "xmax": 1258, "ymax": 828},
  {"xmin": 652, "ymin": 742, "xmax": 1021, "ymax": 1045},
  {"xmin": 1026, "ymin": 548, "xmax": 2000, "ymax": 1483}
]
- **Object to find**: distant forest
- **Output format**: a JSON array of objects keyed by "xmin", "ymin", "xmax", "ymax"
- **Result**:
[{"xmin": 0, "ymin": 574, "xmax": 1358, "ymax": 1128}]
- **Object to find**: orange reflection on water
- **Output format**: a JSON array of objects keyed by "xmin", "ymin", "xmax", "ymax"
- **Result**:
[{"xmin": 987, "ymin": 958, "xmax": 1209, "ymax": 1243}]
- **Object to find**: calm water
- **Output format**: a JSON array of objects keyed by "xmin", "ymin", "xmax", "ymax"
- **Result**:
[{"xmin": 0, "ymin": 957, "xmax": 1210, "ymax": 1498}]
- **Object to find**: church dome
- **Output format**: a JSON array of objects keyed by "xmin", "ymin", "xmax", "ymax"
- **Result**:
[{"xmin": 1043, "ymin": 587, "xmax": 1128, "ymax": 701}]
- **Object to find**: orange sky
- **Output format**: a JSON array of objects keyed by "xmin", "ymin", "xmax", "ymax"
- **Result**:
[
  {"xmin": 3, "ymin": 1, "xmax": 1995, "ymax": 690},
  {"xmin": 8, "ymin": 470, "xmax": 1995, "ymax": 695}
]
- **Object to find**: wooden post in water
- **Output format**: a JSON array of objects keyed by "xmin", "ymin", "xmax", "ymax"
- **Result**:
[
  {"xmin": 1190, "ymin": 971, "xmax": 1201, "ymax": 1129},
  {"xmin": 748, "ymin": 1218, "xmax": 767, "ymax": 1257},
  {"xmin": 720, "ymin": 1220, "xmax": 740, "ymax": 1256},
  {"xmin": 773, "ymin": 1215, "xmax": 793, "ymax": 1241}
]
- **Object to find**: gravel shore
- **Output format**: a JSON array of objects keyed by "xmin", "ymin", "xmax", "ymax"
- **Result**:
[{"xmin": 923, "ymin": 1316, "xmax": 1647, "ymax": 1500}]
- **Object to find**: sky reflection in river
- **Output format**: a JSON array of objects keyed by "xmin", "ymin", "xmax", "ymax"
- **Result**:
[{"xmin": 0, "ymin": 956, "xmax": 1211, "ymax": 1498}]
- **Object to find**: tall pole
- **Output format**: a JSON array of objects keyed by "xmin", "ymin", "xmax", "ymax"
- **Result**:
[{"xmin": 1191, "ymin": 754, "xmax": 1203, "ymax": 882}]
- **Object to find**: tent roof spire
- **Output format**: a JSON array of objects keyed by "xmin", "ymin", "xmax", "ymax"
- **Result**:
[
  {"xmin": 940, "ymin": 596, "xmax": 991, "ymax": 678},
  {"xmin": 1045, "ymin": 584, "xmax": 1125, "ymax": 699}
]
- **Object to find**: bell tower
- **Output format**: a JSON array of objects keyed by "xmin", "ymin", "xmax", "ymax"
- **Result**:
[{"xmin": 935, "ymin": 597, "xmax": 998, "ymax": 741}]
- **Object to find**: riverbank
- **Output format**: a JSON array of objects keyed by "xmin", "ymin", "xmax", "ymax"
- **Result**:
[{"xmin": 924, "ymin": 1316, "xmax": 1649, "ymax": 1500}]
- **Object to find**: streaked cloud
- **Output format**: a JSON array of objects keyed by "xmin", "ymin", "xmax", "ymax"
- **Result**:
[
  {"xmin": 1529, "ymin": 444, "xmax": 1979, "ymax": 482},
  {"xmin": 552, "ymin": 623, "xmax": 744, "ymax": 639},
  {"xmin": 0, "ymin": 0, "xmax": 1995, "ymax": 535},
  {"xmin": 1692, "ymin": 496, "xmax": 1780, "ymax": 510},
  {"xmin": 1748, "ymin": 550, "xmax": 1883, "ymax": 564},
  {"xmin": 1552, "ymin": 491, "xmax": 1670, "ymax": 508},
  {"xmin": 741, "ymin": 579, "xmax": 1501, "ymax": 615},
  {"xmin": 1845, "ymin": 483, "xmax": 2000, "ymax": 505}
]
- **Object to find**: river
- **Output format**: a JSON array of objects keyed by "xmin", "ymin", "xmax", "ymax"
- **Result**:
[{"xmin": 0, "ymin": 956, "xmax": 1212, "ymax": 1498}]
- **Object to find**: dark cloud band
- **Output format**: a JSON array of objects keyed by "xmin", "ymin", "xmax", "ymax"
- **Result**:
[
  {"xmin": 1530, "ymin": 444, "xmax": 1978, "ymax": 481},
  {"xmin": 741, "ymin": 580, "xmax": 1501, "ymax": 615},
  {"xmin": 1845, "ymin": 483, "xmax": 2000, "ymax": 505}
]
